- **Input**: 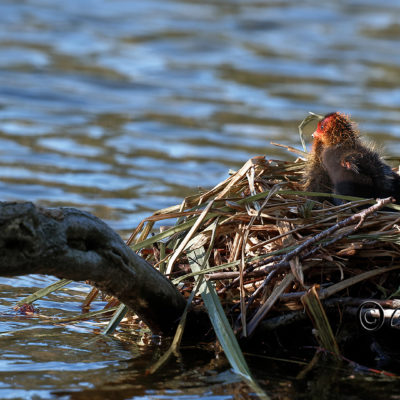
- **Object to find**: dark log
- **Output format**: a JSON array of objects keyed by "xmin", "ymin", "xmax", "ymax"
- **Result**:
[{"xmin": 0, "ymin": 202, "xmax": 187, "ymax": 335}]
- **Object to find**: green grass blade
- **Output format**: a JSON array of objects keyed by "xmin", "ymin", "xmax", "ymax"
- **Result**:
[
  {"xmin": 16, "ymin": 278, "xmax": 73, "ymax": 306},
  {"xmin": 298, "ymin": 112, "xmax": 323, "ymax": 152},
  {"xmin": 148, "ymin": 220, "xmax": 220, "ymax": 374},
  {"xmin": 172, "ymin": 261, "xmax": 240, "ymax": 285},
  {"xmin": 147, "ymin": 276, "xmax": 202, "ymax": 374},
  {"xmin": 54, "ymin": 306, "xmax": 119, "ymax": 323},
  {"xmin": 188, "ymin": 247, "xmax": 269, "ymax": 399},
  {"xmin": 101, "ymin": 303, "xmax": 128, "ymax": 335}
]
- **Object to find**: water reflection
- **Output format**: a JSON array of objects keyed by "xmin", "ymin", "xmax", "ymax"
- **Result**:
[
  {"xmin": 1, "ymin": 0, "xmax": 399, "ymax": 232},
  {"xmin": 1, "ymin": 0, "xmax": 400, "ymax": 398}
]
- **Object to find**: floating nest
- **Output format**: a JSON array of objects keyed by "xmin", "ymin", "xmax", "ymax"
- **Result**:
[
  {"xmin": 127, "ymin": 150, "xmax": 400, "ymax": 361},
  {"xmin": 14, "ymin": 147, "xmax": 400, "ymax": 375}
]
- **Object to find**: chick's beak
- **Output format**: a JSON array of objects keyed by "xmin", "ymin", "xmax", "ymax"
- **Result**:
[{"xmin": 312, "ymin": 129, "xmax": 323, "ymax": 140}]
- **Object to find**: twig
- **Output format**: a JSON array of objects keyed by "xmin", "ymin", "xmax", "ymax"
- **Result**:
[
  {"xmin": 214, "ymin": 197, "xmax": 393, "ymax": 286},
  {"xmin": 276, "ymin": 197, "xmax": 394, "ymax": 268},
  {"xmin": 270, "ymin": 142, "xmax": 307, "ymax": 157},
  {"xmin": 245, "ymin": 197, "xmax": 394, "ymax": 335}
]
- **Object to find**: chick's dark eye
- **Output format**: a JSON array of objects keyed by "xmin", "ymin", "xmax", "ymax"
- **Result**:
[{"xmin": 320, "ymin": 123, "xmax": 324, "ymax": 131}]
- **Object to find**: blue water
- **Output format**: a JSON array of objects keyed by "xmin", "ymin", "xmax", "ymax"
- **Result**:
[{"xmin": 1, "ymin": 0, "xmax": 400, "ymax": 398}]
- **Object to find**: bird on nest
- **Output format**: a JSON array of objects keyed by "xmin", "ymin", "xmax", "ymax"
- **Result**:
[{"xmin": 303, "ymin": 112, "xmax": 400, "ymax": 205}]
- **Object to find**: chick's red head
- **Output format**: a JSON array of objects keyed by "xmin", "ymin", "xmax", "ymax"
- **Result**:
[{"xmin": 312, "ymin": 112, "xmax": 358, "ymax": 146}]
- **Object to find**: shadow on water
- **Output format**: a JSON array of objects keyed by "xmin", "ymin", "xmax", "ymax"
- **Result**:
[
  {"xmin": 1, "ymin": 0, "xmax": 400, "ymax": 398},
  {"xmin": 40, "ymin": 346, "xmax": 400, "ymax": 400},
  {"xmin": 1, "ymin": 277, "xmax": 400, "ymax": 399}
]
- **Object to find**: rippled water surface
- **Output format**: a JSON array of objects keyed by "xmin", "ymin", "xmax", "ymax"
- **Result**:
[{"xmin": 1, "ymin": 0, "xmax": 400, "ymax": 398}]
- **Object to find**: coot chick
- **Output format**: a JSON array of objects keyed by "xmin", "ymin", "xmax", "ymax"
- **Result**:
[{"xmin": 313, "ymin": 112, "xmax": 400, "ymax": 204}]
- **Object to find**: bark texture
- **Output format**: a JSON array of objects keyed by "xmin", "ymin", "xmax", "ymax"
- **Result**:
[{"xmin": 0, "ymin": 202, "xmax": 187, "ymax": 335}]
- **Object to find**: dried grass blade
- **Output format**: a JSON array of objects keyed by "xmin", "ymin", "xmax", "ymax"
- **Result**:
[
  {"xmin": 166, "ymin": 200, "xmax": 214, "ymax": 275},
  {"xmin": 215, "ymin": 157, "xmax": 265, "ymax": 200},
  {"xmin": 142, "ymin": 210, "xmax": 203, "ymax": 222},
  {"xmin": 172, "ymin": 260, "xmax": 241, "ymax": 285},
  {"xmin": 301, "ymin": 285, "xmax": 340, "ymax": 356},
  {"xmin": 236, "ymin": 188, "xmax": 370, "ymax": 207},
  {"xmin": 277, "ymin": 220, "xmax": 304, "ymax": 285},
  {"xmin": 137, "ymin": 221, "xmax": 155, "ymax": 243},
  {"xmin": 81, "ymin": 287, "xmax": 99, "ymax": 310},
  {"xmin": 158, "ymin": 241, "xmax": 167, "ymax": 274},
  {"xmin": 228, "ymin": 229, "xmax": 243, "ymax": 263},
  {"xmin": 240, "ymin": 221, "xmax": 253, "ymax": 337},
  {"xmin": 319, "ymin": 265, "xmax": 400, "ymax": 300},
  {"xmin": 53, "ymin": 306, "xmax": 119, "ymax": 323},
  {"xmin": 131, "ymin": 210, "xmax": 221, "ymax": 252},
  {"xmin": 247, "ymin": 273, "xmax": 295, "ymax": 337},
  {"xmin": 289, "ymin": 257, "xmax": 303, "ymax": 286},
  {"xmin": 126, "ymin": 219, "xmax": 145, "ymax": 246}
]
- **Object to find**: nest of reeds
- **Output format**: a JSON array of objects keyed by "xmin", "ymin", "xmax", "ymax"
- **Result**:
[{"xmin": 128, "ymin": 149, "xmax": 400, "ymax": 349}]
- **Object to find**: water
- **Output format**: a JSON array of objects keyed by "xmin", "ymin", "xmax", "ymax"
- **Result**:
[{"xmin": 1, "ymin": 0, "xmax": 400, "ymax": 398}]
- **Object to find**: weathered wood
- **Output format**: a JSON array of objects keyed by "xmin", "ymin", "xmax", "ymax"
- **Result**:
[{"xmin": 0, "ymin": 202, "xmax": 187, "ymax": 335}]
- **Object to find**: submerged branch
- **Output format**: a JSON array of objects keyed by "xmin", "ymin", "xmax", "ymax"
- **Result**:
[{"xmin": 0, "ymin": 202, "xmax": 187, "ymax": 335}]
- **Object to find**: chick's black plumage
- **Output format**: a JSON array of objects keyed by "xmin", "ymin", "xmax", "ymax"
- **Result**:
[{"xmin": 322, "ymin": 143, "xmax": 400, "ymax": 203}]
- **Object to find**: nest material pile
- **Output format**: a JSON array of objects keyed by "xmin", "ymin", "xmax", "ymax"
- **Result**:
[{"xmin": 129, "ymin": 153, "xmax": 400, "ymax": 341}]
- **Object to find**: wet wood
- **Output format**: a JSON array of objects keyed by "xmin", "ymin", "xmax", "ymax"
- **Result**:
[{"xmin": 0, "ymin": 201, "xmax": 187, "ymax": 335}]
